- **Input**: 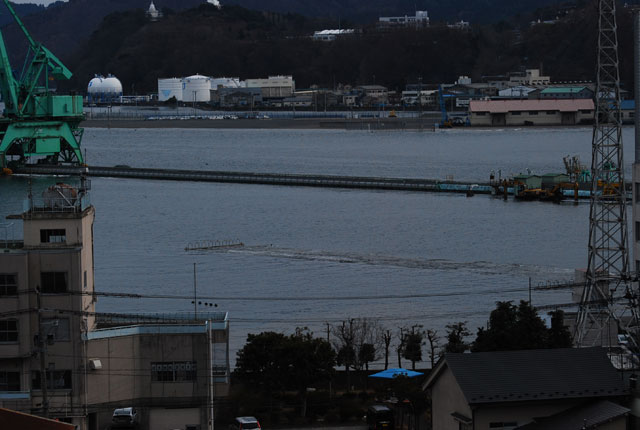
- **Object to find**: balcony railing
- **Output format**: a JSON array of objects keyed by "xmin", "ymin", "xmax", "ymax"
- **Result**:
[{"xmin": 23, "ymin": 193, "xmax": 91, "ymax": 215}]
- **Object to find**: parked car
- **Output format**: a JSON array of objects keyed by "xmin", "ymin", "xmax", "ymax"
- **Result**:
[
  {"xmin": 112, "ymin": 407, "xmax": 138, "ymax": 428},
  {"xmin": 230, "ymin": 416, "xmax": 261, "ymax": 430},
  {"xmin": 366, "ymin": 404, "xmax": 394, "ymax": 430}
]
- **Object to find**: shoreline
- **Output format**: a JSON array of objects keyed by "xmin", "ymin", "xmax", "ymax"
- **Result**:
[{"xmin": 80, "ymin": 117, "xmax": 439, "ymax": 130}]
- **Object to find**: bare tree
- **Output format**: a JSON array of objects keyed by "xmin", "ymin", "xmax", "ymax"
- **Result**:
[
  {"xmin": 425, "ymin": 329, "xmax": 440, "ymax": 368},
  {"xmin": 396, "ymin": 326, "xmax": 408, "ymax": 368},
  {"xmin": 331, "ymin": 318, "xmax": 382, "ymax": 388},
  {"xmin": 382, "ymin": 329, "xmax": 393, "ymax": 370}
]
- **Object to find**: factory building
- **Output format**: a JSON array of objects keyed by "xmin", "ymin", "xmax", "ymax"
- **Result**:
[
  {"xmin": 0, "ymin": 181, "xmax": 230, "ymax": 430},
  {"xmin": 245, "ymin": 76, "xmax": 295, "ymax": 99},
  {"xmin": 87, "ymin": 75, "xmax": 123, "ymax": 104},
  {"xmin": 312, "ymin": 29, "xmax": 355, "ymax": 41}
]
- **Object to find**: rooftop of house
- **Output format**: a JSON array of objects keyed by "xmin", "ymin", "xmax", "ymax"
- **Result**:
[
  {"xmin": 515, "ymin": 399, "xmax": 629, "ymax": 430},
  {"xmin": 424, "ymin": 347, "xmax": 626, "ymax": 405}
]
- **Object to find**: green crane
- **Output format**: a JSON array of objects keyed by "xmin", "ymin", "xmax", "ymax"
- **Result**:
[{"xmin": 0, "ymin": 0, "xmax": 84, "ymax": 169}]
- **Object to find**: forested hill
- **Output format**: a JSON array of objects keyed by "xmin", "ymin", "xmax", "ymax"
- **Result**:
[
  {"xmin": 224, "ymin": 0, "xmax": 577, "ymax": 24},
  {"xmin": 60, "ymin": 2, "xmax": 636, "ymax": 95},
  {"xmin": 0, "ymin": 0, "xmax": 584, "ymax": 64}
]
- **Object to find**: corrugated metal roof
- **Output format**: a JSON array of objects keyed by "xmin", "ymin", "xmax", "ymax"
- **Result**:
[
  {"xmin": 515, "ymin": 400, "xmax": 629, "ymax": 430},
  {"xmin": 470, "ymin": 99, "xmax": 594, "ymax": 113},
  {"xmin": 540, "ymin": 87, "xmax": 588, "ymax": 94},
  {"xmin": 440, "ymin": 347, "xmax": 626, "ymax": 405}
]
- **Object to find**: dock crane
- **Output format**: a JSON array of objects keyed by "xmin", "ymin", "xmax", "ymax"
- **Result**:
[{"xmin": 0, "ymin": 0, "xmax": 84, "ymax": 169}]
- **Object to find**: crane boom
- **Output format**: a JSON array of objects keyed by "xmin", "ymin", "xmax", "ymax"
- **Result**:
[{"xmin": 0, "ymin": 0, "xmax": 84, "ymax": 169}]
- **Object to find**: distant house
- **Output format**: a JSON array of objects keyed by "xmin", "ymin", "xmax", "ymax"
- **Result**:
[
  {"xmin": 312, "ymin": 29, "xmax": 354, "ymax": 41},
  {"xmin": 469, "ymin": 99, "xmax": 594, "ymax": 126},
  {"xmin": 357, "ymin": 85, "xmax": 389, "ymax": 106},
  {"xmin": 423, "ymin": 348, "xmax": 628, "ymax": 430}
]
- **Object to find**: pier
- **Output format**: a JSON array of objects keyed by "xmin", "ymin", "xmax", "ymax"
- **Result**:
[{"xmin": 13, "ymin": 164, "xmax": 493, "ymax": 194}]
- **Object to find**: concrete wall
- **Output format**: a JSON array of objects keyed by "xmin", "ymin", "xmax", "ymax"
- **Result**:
[
  {"xmin": 430, "ymin": 366, "xmax": 473, "ymax": 430},
  {"xmin": 149, "ymin": 407, "xmax": 200, "ymax": 430}
]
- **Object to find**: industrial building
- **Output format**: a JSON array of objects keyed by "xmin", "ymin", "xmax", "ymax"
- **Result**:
[
  {"xmin": 469, "ymin": 99, "xmax": 594, "ymax": 126},
  {"xmin": 245, "ymin": 76, "xmax": 295, "ymax": 99},
  {"xmin": 0, "ymin": 180, "xmax": 230, "ymax": 430}
]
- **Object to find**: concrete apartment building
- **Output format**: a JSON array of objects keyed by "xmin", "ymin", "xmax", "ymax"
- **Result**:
[{"xmin": 0, "ymin": 180, "xmax": 230, "ymax": 430}]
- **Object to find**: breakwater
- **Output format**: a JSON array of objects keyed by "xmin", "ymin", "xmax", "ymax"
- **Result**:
[{"xmin": 13, "ymin": 165, "xmax": 491, "ymax": 194}]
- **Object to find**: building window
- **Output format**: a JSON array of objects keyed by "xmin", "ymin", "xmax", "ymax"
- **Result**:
[
  {"xmin": 546, "ymin": 110, "xmax": 557, "ymax": 114},
  {"xmin": 511, "ymin": 111, "xmax": 521, "ymax": 115},
  {"xmin": 0, "ymin": 319, "xmax": 18, "ymax": 342},
  {"xmin": 151, "ymin": 362, "xmax": 197, "ymax": 382},
  {"xmin": 476, "ymin": 112, "xmax": 486, "ymax": 116},
  {"xmin": 41, "ymin": 272, "xmax": 68, "ymax": 294},
  {"xmin": 529, "ymin": 111, "xmax": 539, "ymax": 115},
  {"xmin": 40, "ymin": 229, "xmax": 66, "ymax": 244},
  {"xmin": 32, "ymin": 370, "xmax": 72, "ymax": 390},
  {"xmin": 0, "ymin": 371, "xmax": 20, "ymax": 391},
  {"xmin": 0, "ymin": 274, "xmax": 17, "ymax": 296},
  {"xmin": 43, "ymin": 318, "xmax": 71, "ymax": 342}
]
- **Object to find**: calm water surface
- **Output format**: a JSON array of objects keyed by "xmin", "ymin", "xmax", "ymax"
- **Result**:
[{"xmin": 2, "ymin": 126, "xmax": 633, "ymax": 365}]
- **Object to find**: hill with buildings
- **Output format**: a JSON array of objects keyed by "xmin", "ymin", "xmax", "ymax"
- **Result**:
[{"xmin": 58, "ymin": 1, "xmax": 635, "ymax": 95}]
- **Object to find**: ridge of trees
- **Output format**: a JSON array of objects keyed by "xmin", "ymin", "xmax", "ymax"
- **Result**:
[{"xmin": 56, "ymin": 1, "xmax": 637, "ymax": 96}]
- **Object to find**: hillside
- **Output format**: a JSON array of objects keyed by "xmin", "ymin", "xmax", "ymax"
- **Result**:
[
  {"xmin": 59, "ymin": 1, "xmax": 635, "ymax": 95},
  {"xmin": 0, "ymin": 0, "xmax": 583, "ymax": 67}
]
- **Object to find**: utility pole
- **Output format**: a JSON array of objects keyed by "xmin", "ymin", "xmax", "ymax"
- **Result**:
[
  {"xmin": 193, "ymin": 263, "xmax": 197, "ymax": 320},
  {"xmin": 575, "ymin": 0, "xmax": 637, "ymax": 348},
  {"xmin": 37, "ymin": 288, "xmax": 49, "ymax": 417}
]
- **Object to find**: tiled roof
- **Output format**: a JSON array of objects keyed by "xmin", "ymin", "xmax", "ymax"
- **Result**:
[
  {"xmin": 442, "ymin": 348, "xmax": 626, "ymax": 405},
  {"xmin": 470, "ymin": 99, "xmax": 594, "ymax": 113},
  {"xmin": 515, "ymin": 400, "xmax": 629, "ymax": 429}
]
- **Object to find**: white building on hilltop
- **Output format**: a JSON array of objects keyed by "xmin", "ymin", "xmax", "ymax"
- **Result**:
[
  {"xmin": 146, "ymin": 1, "xmax": 162, "ymax": 21},
  {"xmin": 379, "ymin": 11, "xmax": 429, "ymax": 28}
]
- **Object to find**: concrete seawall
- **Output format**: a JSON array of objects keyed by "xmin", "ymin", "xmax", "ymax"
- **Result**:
[{"xmin": 80, "ymin": 117, "xmax": 440, "ymax": 130}]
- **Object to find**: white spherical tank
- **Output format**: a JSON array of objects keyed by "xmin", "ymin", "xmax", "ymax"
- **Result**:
[
  {"xmin": 87, "ymin": 74, "xmax": 123, "ymax": 103},
  {"xmin": 158, "ymin": 78, "xmax": 183, "ymax": 102},
  {"xmin": 183, "ymin": 74, "xmax": 211, "ymax": 102}
]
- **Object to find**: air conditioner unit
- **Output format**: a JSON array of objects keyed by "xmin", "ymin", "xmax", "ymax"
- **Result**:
[{"xmin": 89, "ymin": 359, "xmax": 102, "ymax": 370}]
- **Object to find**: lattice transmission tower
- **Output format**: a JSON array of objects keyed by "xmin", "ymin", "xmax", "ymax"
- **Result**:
[{"xmin": 574, "ymin": 0, "xmax": 639, "ymax": 347}]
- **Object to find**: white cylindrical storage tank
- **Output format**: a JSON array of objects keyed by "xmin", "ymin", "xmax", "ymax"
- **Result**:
[
  {"xmin": 158, "ymin": 78, "xmax": 183, "ymax": 102},
  {"xmin": 183, "ymin": 74, "xmax": 211, "ymax": 102}
]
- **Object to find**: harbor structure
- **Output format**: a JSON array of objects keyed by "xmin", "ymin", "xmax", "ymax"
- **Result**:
[{"xmin": 0, "ymin": 180, "xmax": 230, "ymax": 430}]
